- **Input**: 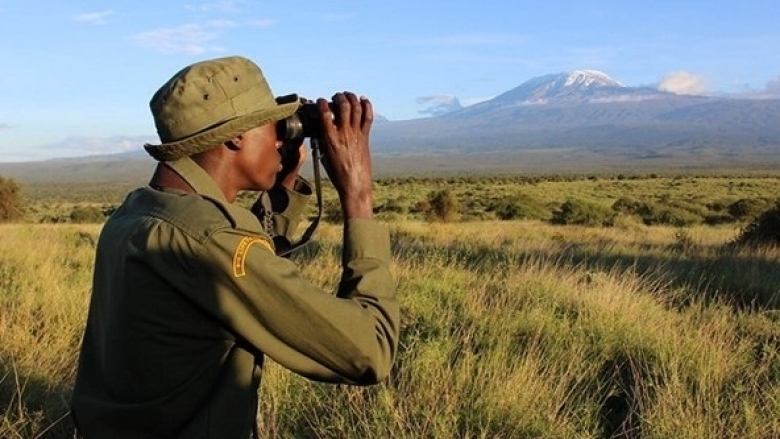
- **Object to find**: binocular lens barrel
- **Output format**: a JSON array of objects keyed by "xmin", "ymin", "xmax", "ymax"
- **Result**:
[{"xmin": 276, "ymin": 103, "xmax": 336, "ymax": 140}]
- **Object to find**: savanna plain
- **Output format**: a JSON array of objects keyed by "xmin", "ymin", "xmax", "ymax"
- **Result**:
[{"xmin": 2, "ymin": 169, "xmax": 780, "ymax": 439}]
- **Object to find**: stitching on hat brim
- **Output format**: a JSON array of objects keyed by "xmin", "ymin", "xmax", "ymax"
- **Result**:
[{"xmin": 144, "ymin": 101, "xmax": 299, "ymax": 162}]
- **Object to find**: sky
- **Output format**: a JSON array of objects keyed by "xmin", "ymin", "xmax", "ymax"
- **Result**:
[{"xmin": 1, "ymin": 0, "xmax": 779, "ymax": 162}]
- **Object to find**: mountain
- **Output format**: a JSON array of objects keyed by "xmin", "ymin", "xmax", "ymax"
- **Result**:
[
  {"xmin": 458, "ymin": 70, "xmax": 670, "ymax": 111},
  {"xmin": 3, "ymin": 70, "xmax": 780, "ymax": 182},
  {"xmin": 370, "ymin": 70, "xmax": 780, "ymax": 168}
]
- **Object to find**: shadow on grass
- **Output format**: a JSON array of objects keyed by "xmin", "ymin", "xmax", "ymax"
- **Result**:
[
  {"xmin": 0, "ymin": 360, "xmax": 76, "ymax": 439},
  {"xmin": 389, "ymin": 229, "xmax": 780, "ymax": 311},
  {"xmin": 387, "ymin": 230, "xmax": 780, "ymax": 439}
]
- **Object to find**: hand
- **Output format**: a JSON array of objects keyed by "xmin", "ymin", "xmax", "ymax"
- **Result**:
[{"xmin": 317, "ymin": 92, "xmax": 374, "ymax": 220}]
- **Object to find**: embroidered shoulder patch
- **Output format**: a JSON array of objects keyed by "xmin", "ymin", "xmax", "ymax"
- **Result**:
[{"xmin": 232, "ymin": 236, "xmax": 273, "ymax": 277}]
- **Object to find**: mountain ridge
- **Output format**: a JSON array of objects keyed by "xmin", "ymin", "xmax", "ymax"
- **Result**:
[
  {"xmin": 370, "ymin": 69, "xmax": 780, "ymax": 159},
  {"xmin": 3, "ymin": 69, "xmax": 780, "ymax": 181}
]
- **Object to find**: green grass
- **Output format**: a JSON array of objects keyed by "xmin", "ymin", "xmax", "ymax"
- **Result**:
[
  {"xmin": 2, "ymin": 217, "xmax": 779, "ymax": 438},
  {"xmin": 4, "ymin": 172, "xmax": 780, "ymax": 438},
  {"xmin": 17, "ymin": 173, "xmax": 780, "ymax": 228}
]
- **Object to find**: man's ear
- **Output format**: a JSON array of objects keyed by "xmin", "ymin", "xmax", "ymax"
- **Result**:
[{"xmin": 225, "ymin": 136, "xmax": 242, "ymax": 151}]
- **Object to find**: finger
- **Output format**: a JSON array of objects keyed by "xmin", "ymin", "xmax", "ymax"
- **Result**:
[
  {"xmin": 360, "ymin": 96, "xmax": 373, "ymax": 136},
  {"xmin": 331, "ymin": 92, "xmax": 350, "ymax": 129},
  {"xmin": 343, "ymin": 92, "xmax": 361, "ymax": 128},
  {"xmin": 318, "ymin": 97, "xmax": 338, "ymax": 142}
]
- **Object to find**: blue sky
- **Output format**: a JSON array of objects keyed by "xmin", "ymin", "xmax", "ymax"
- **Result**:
[{"xmin": 1, "ymin": 0, "xmax": 779, "ymax": 162}]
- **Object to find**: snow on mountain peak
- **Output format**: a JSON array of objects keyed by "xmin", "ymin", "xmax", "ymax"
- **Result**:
[
  {"xmin": 486, "ymin": 70, "xmax": 635, "ymax": 106},
  {"xmin": 563, "ymin": 70, "xmax": 624, "ymax": 88}
]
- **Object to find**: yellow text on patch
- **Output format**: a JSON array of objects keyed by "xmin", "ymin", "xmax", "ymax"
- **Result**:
[{"xmin": 233, "ymin": 236, "xmax": 272, "ymax": 277}]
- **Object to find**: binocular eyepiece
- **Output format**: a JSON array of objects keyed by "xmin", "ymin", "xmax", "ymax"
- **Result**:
[{"xmin": 276, "ymin": 102, "xmax": 336, "ymax": 140}]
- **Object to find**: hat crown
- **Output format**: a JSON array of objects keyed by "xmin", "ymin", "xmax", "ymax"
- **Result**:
[{"xmin": 150, "ymin": 56, "xmax": 277, "ymax": 143}]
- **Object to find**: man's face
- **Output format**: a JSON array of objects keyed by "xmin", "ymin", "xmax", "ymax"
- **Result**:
[{"xmin": 235, "ymin": 123, "xmax": 283, "ymax": 191}]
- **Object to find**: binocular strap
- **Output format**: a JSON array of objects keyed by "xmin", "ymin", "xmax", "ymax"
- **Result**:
[{"xmin": 275, "ymin": 138, "xmax": 323, "ymax": 257}]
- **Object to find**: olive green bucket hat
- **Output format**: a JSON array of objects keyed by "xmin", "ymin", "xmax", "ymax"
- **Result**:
[{"xmin": 144, "ymin": 56, "xmax": 299, "ymax": 161}]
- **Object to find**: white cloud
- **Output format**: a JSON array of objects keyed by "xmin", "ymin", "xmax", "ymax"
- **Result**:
[
  {"xmin": 206, "ymin": 19, "xmax": 237, "ymax": 28},
  {"xmin": 460, "ymin": 96, "xmax": 493, "ymax": 107},
  {"xmin": 658, "ymin": 71, "xmax": 708, "ymax": 96},
  {"xmin": 133, "ymin": 18, "xmax": 270, "ymax": 54},
  {"xmin": 72, "ymin": 10, "xmax": 115, "ymax": 25},
  {"xmin": 416, "ymin": 95, "xmax": 463, "ymax": 116},
  {"xmin": 41, "ymin": 135, "xmax": 157, "ymax": 155},
  {"xmin": 765, "ymin": 76, "xmax": 780, "ymax": 95},
  {"xmin": 133, "ymin": 24, "xmax": 220, "ymax": 55}
]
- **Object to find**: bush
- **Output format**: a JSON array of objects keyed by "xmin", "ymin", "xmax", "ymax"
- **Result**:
[
  {"xmin": 730, "ymin": 202, "xmax": 780, "ymax": 248},
  {"xmin": 69, "ymin": 206, "xmax": 106, "ymax": 223},
  {"xmin": 703, "ymin": 213, "xmax": 734, "ymax": 226},
  {"xmin": 611, "ymin": 197, "xmax": 644, "ymax": 215},
  {"xmin": 376, "ymin": 197, "xmax": 407, "ymax": 214},
  {"xmin": 551, "ymin": 199, "xmax": 616, "ymax": 227},
  {"xmin": 728, "ymin": 198, "xmax": 773, "ymax": 221},
  {"xmin": 0, "ymin": 175, "xmax": 24, "ymax": 222},
  {"xmin": 489, "ymin": 195, "xmax": 550, "ymax": 221},
  {"xmin": 642, "ymin": 207, "xmax": 701, "ymax": 227},
  {"xmin": 426, "ymin": 189, "xmax": 460, "ymax": 222}
]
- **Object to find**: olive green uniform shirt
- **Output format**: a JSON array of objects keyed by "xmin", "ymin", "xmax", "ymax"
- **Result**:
[{"xmin": 71, "ymin": 157, "xmax": 399, "ymax": 439}]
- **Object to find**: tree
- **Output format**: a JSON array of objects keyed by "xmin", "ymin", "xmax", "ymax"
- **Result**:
[{"xmin": 0, "ymin": 175, "xmax": 23, "ymax": 222}]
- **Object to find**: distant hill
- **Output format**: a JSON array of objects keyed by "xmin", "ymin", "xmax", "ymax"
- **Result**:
[
  {"xmin": 0, "ymin": 152, "xmax": 156, "ymax": 184},
  {"xmin": 371, "ymin": 70, "xmax": 780, "ymax": 163},
  {"xmin": 2, "ymin": 69, "xmax": 780, "ymax": 184}
]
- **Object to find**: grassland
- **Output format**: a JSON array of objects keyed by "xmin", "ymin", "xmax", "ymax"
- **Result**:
[{"xmin": 2, "ymin": 173, "xmax": 780, "ymax": 438}]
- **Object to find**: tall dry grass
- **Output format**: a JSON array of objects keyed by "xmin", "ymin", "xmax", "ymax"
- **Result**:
[
  {"xmin": 2, "ymin": 220, "xmax": 779, "ymax": 438},
  {"xmin": 1, "ymin": 224, "xmax": 97, "ymax": 438}
]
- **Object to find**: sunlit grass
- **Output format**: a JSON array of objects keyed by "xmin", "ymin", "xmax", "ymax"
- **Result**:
[{"xmin": 2, "ymin": 219, "xmax": 779, "ymax": 438}]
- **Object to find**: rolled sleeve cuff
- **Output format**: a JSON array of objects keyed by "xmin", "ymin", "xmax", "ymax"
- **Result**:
[
  {"xmin": 343, "ymin": 219, "xmax": 391, "ymax": 264},
  {"xmin": 273, "ymin": 177, "xmax": 313, "ymax": 238}
]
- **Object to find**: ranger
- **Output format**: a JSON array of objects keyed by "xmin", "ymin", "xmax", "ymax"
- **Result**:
[{"xmin": 71, "ymin": 55, "xmax": 399, "ymax": 439}]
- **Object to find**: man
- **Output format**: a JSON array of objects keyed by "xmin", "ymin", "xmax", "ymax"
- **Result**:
[{"xmin": 70, "ymin": 56, "xmax": 399, "ymax": 439}]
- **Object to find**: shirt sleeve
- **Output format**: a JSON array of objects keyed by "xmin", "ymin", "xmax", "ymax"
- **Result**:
[
  {"xmin": 251, "ymin": 177, "xmax": 312, "ymax": 242},
  {"xmin": 185, "ymin": 219, "xmax": 399, "ymax": 385}
]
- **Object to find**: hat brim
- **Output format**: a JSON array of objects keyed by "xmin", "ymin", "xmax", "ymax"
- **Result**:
[{"xmin": 144, "ymin": 99, "xmax": 300, "ymax": 162}]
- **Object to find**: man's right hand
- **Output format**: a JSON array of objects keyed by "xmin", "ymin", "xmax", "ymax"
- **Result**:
[{"xmin": 317, "ymin": 91, "xmax": 374, "ymax": 220}]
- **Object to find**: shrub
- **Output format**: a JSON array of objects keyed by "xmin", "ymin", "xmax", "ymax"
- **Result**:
[
  {"xmin": 410, "ymin": 200, "xmax": 430, "ymax": 214},
  {"xmin": 426, "ymin": 189, "xmax": 460, "ymax": 222},
  {"xmin": 730, "ymin": 202, "xmax": 780, "ymax": 248},
  {"xmin": 642, "ymin": 207, "xmax": 701, "ymax": 227},
  {"xmin": 489, "ymin": 195, "xmax": 550, "ymax": 221},
  {"xmin": 611, "ymin": 197, "xmax": 643, "ymax": 215},
  {"xmin": 0, "ymin": 175, "xmax": 24, "ymax": 222},
  {"xmin": 551, "ymin": 199, "xmax": 616, "ymax": 227},
  {"xmin": 377, "ymin": 197, "xmax": 407, "ymax": 214},
  {"xmin": 69, "ymin": 206, "xmax": 106, "ymax": 223},
  {"xmin": 703, "ymin": 213, "xmax": 734, "ymax": 226},
  {"xmin": 727, "ymin": 198, "xmax": 772, "ymax": 221}
]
